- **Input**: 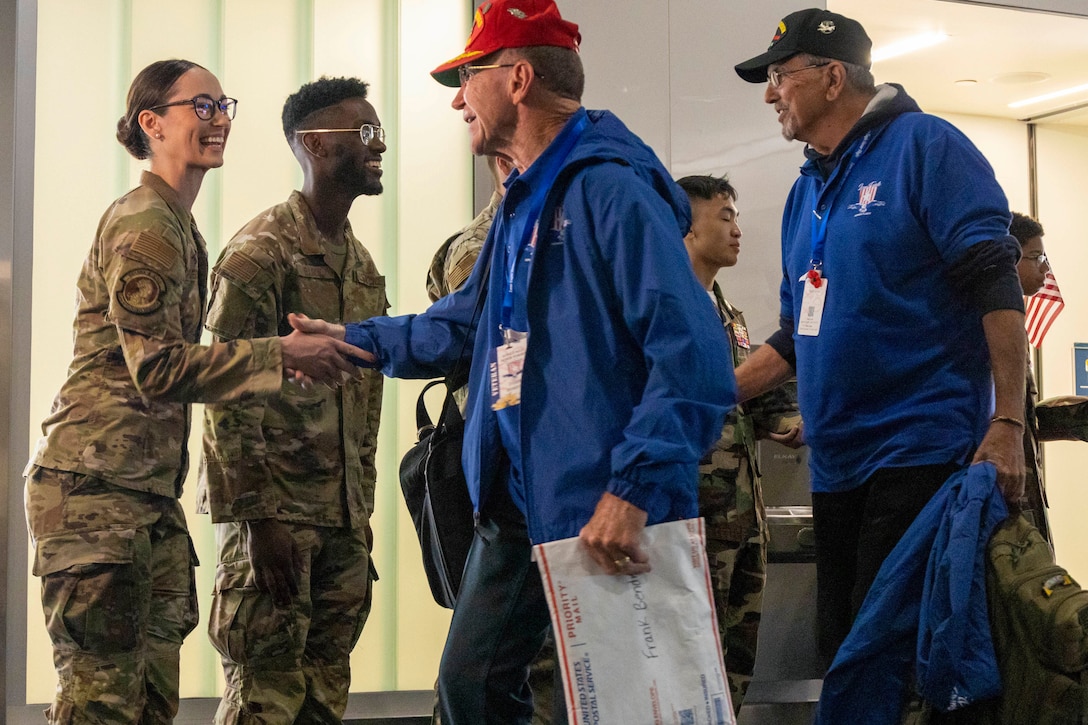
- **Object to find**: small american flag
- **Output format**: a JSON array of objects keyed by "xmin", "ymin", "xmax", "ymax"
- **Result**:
[{"xmin": 1025, "ymin": 271, "xmax": 1064, "ymax": 349}]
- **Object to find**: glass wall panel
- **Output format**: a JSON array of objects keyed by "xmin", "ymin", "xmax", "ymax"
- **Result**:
[{"xmin": 1034, "ymin": 123, "xmax": 1088, "ymax": 583}]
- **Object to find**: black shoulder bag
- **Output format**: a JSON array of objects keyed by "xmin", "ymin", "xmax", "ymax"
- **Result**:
[{"xmin": 398, "ymin": 270, "xmax": 487, "ymax": 609}]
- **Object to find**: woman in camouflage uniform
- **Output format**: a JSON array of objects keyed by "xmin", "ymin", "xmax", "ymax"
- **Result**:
[{"xmin": 23, "ymin": 59, "xmax": 363, "ymax": 724}]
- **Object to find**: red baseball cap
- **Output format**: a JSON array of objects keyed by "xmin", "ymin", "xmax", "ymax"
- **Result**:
[{"xmin": 430, "ymin": 0, "xmax": 581, "ymax": 87}]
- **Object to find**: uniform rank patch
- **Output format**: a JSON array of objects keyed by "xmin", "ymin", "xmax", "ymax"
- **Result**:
[{"xmin": 117, "ymin": 268, "xmax": 166, "ymax": 314}]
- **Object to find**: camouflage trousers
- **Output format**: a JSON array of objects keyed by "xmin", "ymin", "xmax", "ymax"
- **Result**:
[
  {"xmin": 699, "ymin": 460, "xmax": 768, "ymax": 714},
  {"xmin": 24, "ymin": 466, "xmax": 199, "ymax": 725},
  {"xmin": 208, "ymin": 521, "xmax": 374, "ymax": 724}
]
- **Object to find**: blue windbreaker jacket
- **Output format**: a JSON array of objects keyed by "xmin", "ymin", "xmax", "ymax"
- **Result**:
[
  {"xmin": 345, "ymin": 109, "xmax": 735, "ymax": 543},
  {"xmin": 815, "ymin": 462, "xmax": 1007, "ymax": 723}
]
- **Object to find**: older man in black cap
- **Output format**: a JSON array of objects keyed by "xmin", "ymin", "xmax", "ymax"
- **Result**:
[{"xmin": 731, "ymin": 7, "xmax": 1027, "ymax": 669}]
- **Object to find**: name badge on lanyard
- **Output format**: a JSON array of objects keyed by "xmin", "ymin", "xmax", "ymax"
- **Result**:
[
  {"xmin": 489, "ymin": 114, "xmax": 590, "ymax": 412},
  {"xmin": 799, "ymin": 203, "xmax": 830, "ymax": 338},
  {"xmin": 490, "ymin": 330, "xmax": 527, "ymax": 410},
  {"xmin": 797, "ymin": 133, "xmax": 868, "ymax": 339},
  {"xmin": 797, "ymin": 269, "xmax": 827, "ymax": 337}
]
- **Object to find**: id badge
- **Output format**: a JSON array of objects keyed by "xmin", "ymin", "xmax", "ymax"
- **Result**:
[
  {"xmin": 797, "ymin": 273, "xmax": 828, "ymax": 337},
  {"xmin": 490, "ymin": 331, "xmax": 527, "ymax": 410}
]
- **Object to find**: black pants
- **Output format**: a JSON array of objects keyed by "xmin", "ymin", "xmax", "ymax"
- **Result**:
[{"xmin": 812, "ymin": 462, "xmax": 961, "ymax": 669}]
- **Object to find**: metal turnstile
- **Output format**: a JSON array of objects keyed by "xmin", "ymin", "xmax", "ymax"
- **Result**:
[{"xmin": 739, "ymin": 440, "xmax": 822, "ymax": 725}]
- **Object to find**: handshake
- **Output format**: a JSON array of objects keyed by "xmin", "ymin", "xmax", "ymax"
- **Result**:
[{"xmin": 279, "ymin": 312, "xmax": 377, "ymax": 388}]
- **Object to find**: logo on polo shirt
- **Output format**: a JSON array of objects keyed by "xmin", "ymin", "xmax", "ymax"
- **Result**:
[
  {"xmin": 848, "ymin": 181, "xmax": 885, "ymax": 216},
  {"xmin": 549, "ymin": 206, "xmax": 571, "ymax": 245}
]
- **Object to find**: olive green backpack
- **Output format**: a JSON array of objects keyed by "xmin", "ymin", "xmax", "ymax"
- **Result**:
[{"xmin": 975, "ymin": 513, "xmax": 1088, "ymax": 724}]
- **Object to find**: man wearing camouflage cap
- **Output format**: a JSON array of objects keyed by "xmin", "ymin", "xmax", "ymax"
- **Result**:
[{"xmin": 199, "ymin": 76, "xmax": 388, "ymax": 723}]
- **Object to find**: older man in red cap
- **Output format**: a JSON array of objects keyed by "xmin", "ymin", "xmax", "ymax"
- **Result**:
[{"xmin": 293, "ymin": 1, "xmax": 735, "ymax": 722}]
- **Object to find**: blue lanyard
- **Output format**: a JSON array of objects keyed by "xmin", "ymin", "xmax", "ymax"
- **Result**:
[
  {"xmin": 807, "ymin": 132, "xmax": 871, "ymax": 284},
  {"xmin": 500, "ymin": 114, "xmax": 589, "ymax": 332},
  {"xmin": 809, "ymin": 207, "xmax": 830, "ymax": 282}
]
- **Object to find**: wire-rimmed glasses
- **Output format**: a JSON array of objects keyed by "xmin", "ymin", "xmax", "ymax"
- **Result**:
[
  {"xmin": 294, "ymin": 124, "xmax": 386, "ymax": 146},
  {"xmin": 457, "ymin": 63, "xmax": 517, "ymax": 86},
  {"xmin": 768, "ymin": 62, "xmax": 830, "ymax": 88}
]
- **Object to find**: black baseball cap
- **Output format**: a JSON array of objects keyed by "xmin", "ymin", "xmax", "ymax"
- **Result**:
[{"xmin": 734, "ymin": 8, "xmax": 872, "ymax": 84}]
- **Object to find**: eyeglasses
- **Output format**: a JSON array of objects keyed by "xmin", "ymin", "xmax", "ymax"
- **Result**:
[
  {"xmin": 294, "ymin": 124, "xmax": 386, "ymax": 146},
  {"xmin": 458, "ymin": 63, "xmax": 517, "ymax": 86},
  {"xmin": 767, "ymin": 62, "xmax": 830, "ymax": 88},
  {"xmin": 148, "ymin": 94, "xmax": 238, "ymax": 120},
  {"xmin": 1023, "ymin": 252, "xmax": 1048, "ymax": 266}
]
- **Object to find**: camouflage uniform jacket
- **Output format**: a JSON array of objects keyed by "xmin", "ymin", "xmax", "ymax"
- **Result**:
[
  {"xmin": 27, "ymin": 171, "xmax": 284, "ymax": 498},
  {"xmin": 699, "ymin": 283, "xmax": 800, "ymax": 543},
  {"xmin": 198, "ymin": 192, "xmax": 387, "ymax": 529},
  {"xmin": 426, "ymin": 190, "xmax": 500, "ymax": 302}
]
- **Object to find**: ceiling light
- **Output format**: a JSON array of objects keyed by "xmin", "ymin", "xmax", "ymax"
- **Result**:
[
  {"xmin": 992, "ymin": 71, "xmax": 1050, "ymax": 86},
  {"xmin": 871, "ymin": 32, "xmax": 948, "ymax": 63},
  {"xmin": 1009, "ymin": 83, "xmax": 1088, "ymax": 109}
]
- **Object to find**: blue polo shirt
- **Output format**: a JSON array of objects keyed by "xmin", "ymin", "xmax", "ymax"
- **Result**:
[
  {"xmin": 781, "ymin": 103, "xmax": 1010, "ymax": 493},
  {"xmin": 490, "ymin": 112, "xmax": 587, "ymax": 514}
]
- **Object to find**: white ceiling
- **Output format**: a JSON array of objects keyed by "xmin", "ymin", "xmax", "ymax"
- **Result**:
[{"xmin": 829, "ymin": 0, "xmax": 1088, "ymax": 125}]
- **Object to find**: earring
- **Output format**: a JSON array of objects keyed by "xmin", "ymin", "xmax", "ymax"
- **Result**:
[{"xmin": 155, "ymin": 133, "xmax": 163, "ymax": 140}]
